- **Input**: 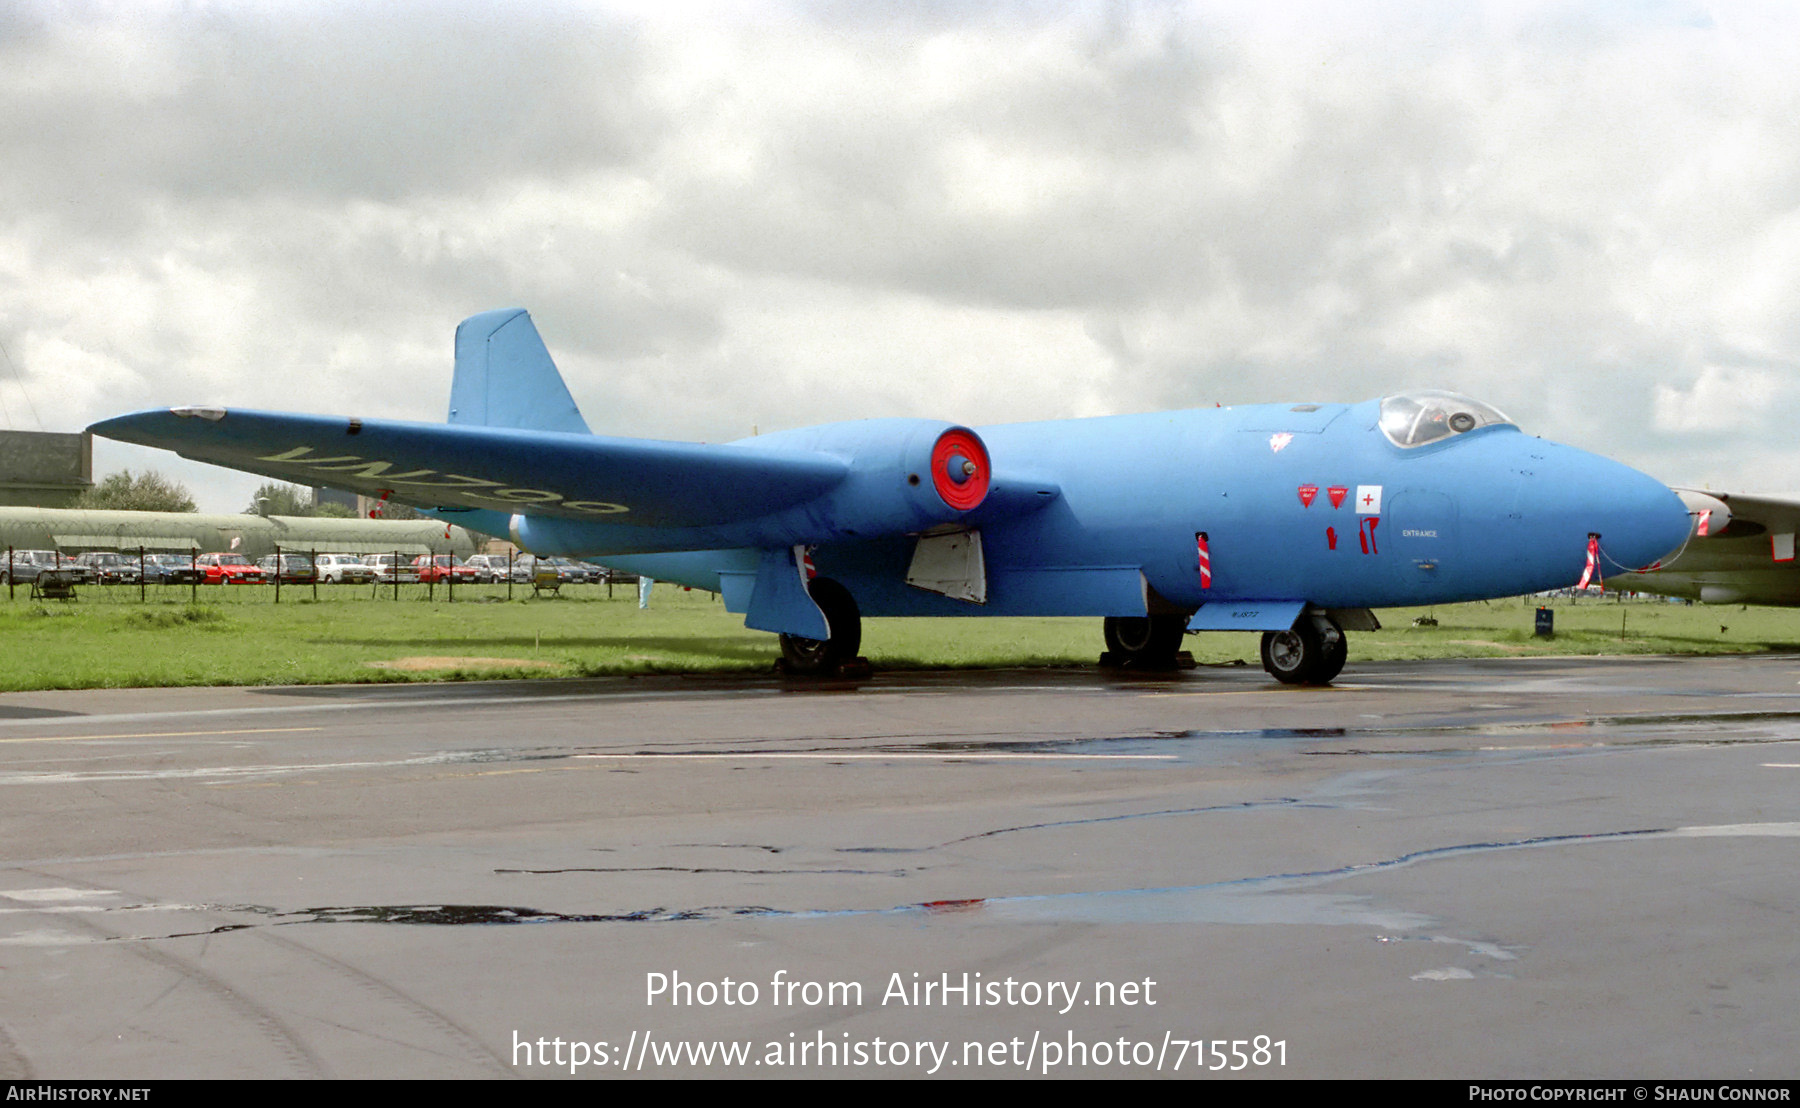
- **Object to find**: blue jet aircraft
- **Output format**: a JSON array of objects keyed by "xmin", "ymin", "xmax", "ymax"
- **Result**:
[{"xmin": 90, "ymin": 308, "xmax": 1692, "ymax": 684}]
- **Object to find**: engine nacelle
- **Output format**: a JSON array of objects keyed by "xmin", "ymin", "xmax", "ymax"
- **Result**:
[
  {"xmin": 507, "ymin": 418, "xmax": 991, "ymax": 555},
  {"xmin": 731, "ymin": 417, "xmax": 991, "ymax": 539},
  {"xmin": 1674, "ymin": 489, "xmax": 1731, "ymax": 538}
]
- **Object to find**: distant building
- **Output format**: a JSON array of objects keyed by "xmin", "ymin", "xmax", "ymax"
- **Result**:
[
  {"xmin": 0, "ymin": 506, "xmax": 480, "ymax": 561},
  {"xmin": 314, "ymin": 485, "xmax": 360, "ymax": 514},
  {"xmin": 0, "ymin": 431, "xmax": 92, "ymax": 508}
]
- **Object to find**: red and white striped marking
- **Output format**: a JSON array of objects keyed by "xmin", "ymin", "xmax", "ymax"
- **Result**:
[{"xmin": 1576, "ymin": 534, "xmax": 1601, "ymax": 589}]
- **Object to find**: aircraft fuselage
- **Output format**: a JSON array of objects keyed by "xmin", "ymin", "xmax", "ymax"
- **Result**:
[{"xmin": 572, "ymin": 398, "xmax": 1688, "ymax": 618}]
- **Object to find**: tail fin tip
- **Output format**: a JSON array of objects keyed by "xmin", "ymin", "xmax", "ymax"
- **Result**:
[{"xmin": 448, "ymin": 308, "xmax": 592, "ymax": 435}]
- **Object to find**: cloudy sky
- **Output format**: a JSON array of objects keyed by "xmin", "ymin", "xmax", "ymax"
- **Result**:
[{"xmin": 2, "ymin": 0, "xmax": 1797, "ymax": 512}]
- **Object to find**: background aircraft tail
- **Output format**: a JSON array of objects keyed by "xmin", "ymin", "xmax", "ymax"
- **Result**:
[{"xmin": 448, "ymin": 308, "xmax": 592, "ymax": 435}]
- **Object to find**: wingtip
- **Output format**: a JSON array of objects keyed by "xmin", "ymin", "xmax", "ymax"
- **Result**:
[
  {"xmin": 88, "ymin": 406, "xmax": 227, "ymax": 443},
  {"xmin": 86, "ymin": 410, "xmax": 153, "ymax": 438}
]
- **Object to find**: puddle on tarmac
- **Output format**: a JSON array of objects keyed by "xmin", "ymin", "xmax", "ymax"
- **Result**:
[
  {"xmin": 10, "ymin": 712, "xmax": 1793, "ymax": 789},
  {"xmin": 290, "ymin": 903, "xmax": 785, "ymax": 926},
  {"xmin": 497, "ymin": 864, "xmax": 911, "ymax": 877},
  {"xmin": 18, "ymin": 822, "xmax": 1796, "ymax": 948}
]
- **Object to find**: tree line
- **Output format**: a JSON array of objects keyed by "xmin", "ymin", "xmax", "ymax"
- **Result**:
[{"xmin": 72, "ymin": 471, "xmax": 417, "ymax": 519}]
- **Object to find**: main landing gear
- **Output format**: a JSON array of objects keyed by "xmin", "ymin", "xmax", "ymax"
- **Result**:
[
  {"xmin": 1259, "ymin": 612, "xmax": 1347, "ymax": 686},
  {"xmin": 1101, "ymin": 614, "xmax": 1190, "ymax": 670},
  {"xmin": 777, "ymin": 577, "xmax": 864, "ymax": 676}
]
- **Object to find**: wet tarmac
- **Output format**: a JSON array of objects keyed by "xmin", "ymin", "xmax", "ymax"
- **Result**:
[{"xmin": 2, "ymin": 655, "xmax": 1798, "ymax": 1078}]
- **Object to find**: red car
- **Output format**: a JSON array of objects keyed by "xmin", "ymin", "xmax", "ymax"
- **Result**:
[
  {"xmin": 412, "ymin": 555, "xmax": 479, "ymax": 584},
  {"xmin": 195, "ymin": 553, "xmax": 268, "ymax": 584}
]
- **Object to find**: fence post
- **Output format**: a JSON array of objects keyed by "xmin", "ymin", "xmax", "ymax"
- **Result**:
[
  {"xmin": 273, "ymin": 544, "xmax": 281, "ymax": 604},
  {"xmin": 139, "ymin": 546, "xmax": 146, "ymax": 603}
]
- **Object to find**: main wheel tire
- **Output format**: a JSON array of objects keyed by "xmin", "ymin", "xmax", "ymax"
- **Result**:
[
  {"xmin": 1103, "ymin": 614, "xmax": 1188, "ymax": 667},
  {"xmin": 1260, "ymin": 616, "xmax": 1347, "ymax": 686},
  {"xmin": 778, "ymin": 577, "xmax": 862, "ymax": 675},
  {"xmin": 1318, "ymin": 626, "xmax": 1349, "ymax": 683}
]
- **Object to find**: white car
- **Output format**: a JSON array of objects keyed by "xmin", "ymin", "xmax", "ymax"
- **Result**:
[
  {"xmin": 315, "ymin": 554, "xmax": 378, "ymax": 584},
  {"xmin": 463, "ymin": 554, "xmax": 512, "ymax": 583},
  {"xmin": 360, "ymin": 553, "xmax": 421, "ymax": 583}
]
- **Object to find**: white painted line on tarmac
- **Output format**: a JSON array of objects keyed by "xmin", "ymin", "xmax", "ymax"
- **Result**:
[
  {"xmin": 574, "ymin": 752, "xmax": 1175, "ymax": 761},
  {"xmin": 0, "ymin": 726, "xmax": 321, "ymax": 745}
]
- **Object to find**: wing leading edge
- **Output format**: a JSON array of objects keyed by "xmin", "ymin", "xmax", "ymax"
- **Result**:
[
  {"xmin": 88, "ymin": 307, "xmax": 1066, "ymax": 642},
  {"xmin": 89, "ymin": 405, "xmax": 1041, "ymax": 556},
  {"xmin": 89, "ymin": 407, "xmax": 849, "ymax": 529}
]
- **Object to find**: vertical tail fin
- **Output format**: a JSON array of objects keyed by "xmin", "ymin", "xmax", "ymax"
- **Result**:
[{"xmin": 448, "ymin": 308, "xmax": 591, "ymax": 434}]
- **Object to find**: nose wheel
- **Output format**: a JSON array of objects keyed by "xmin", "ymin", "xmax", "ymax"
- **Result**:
[{"xmin": 1260, "ymin": 614, "xmax": 1347, "ymax": 685}]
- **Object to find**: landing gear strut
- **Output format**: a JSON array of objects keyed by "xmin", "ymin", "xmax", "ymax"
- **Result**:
[
  {"xmin": 1101, "ymin": 614, "xmax": 1189, "ymax": 669},
  {"xmin": 1259, "ymin": 612, "xmax": 1347, "ymax": 686},
  {"xmin": 777, "ymin": 577, "xmax": 863, "ymax": 675}
]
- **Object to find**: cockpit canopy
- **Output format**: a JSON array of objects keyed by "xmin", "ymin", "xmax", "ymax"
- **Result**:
[{"xmin": 1378, "ymin": 391, "xmax": 1514, "ymax": 448}]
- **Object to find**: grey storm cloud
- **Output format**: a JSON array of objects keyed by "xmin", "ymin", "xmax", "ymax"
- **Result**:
[{"xmin": 2, "ymin": 0, "xmax": 1798, "ymax": 511}]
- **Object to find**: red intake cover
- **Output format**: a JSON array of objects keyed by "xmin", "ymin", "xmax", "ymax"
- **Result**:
[{"xmin": 930, "ymin": 428, "xmax": 991, "ymax": 512}]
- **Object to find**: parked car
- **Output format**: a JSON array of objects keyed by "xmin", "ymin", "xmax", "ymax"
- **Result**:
[
  {"xmin": 579, "ymin": 561, "xmax": 620, "ymax": 584},
  {"xmin": 412, "ymin": 554, "xmax": 479, "ymax": 584},
  {"xmin": 256, "ymin": 553, "xmax": 317, "ymax": 584},
  {"xmin": 314, "ymin": 554, "xmax": 378, "ymax": 584},
  {"xmin": 511, "ymin": 555, "xmax": 569, "ymax": 588},
  {"xmin": 464, "ymin": 554, "xmax": 512, "ymax": 583},
  {"xmin": 361, "ymin": 553, "xmax": 420, "ymax": 583},
  {"xmin": 75, "ymin": 551, "xmax": 142, "ymax": 584},
  {"xmin": 547, "ymin": 557, "xmax": 594, "ymax": 584},
  {"xmin": 0, "ymin": 550, "xmax": 89, "ymax": 586},
  {"xmin": 598, "ymin": 565, "xmax": 637, "ymax": 586},
  {"xmin": 143, "ymin": 553, "xmax": 204, "ymax": 585},
  {"xmin": 195, "ymin": 553, "xmax": 268, "ymax": 584}
]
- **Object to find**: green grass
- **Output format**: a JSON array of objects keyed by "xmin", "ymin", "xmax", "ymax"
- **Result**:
[{"xmin": 0, "ymin": 581, "xmax": 1796, "ymax": 691}]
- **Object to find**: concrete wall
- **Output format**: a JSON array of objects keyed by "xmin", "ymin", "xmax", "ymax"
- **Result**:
[{"xmin": 0, "ymin": 431, "xmax": 92, "ymax": 508}]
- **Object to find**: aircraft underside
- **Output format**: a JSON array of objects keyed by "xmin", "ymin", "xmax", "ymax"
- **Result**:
[{"xmin": 591, "ymin": 533, "xmax": 1366, "ymax": 685}]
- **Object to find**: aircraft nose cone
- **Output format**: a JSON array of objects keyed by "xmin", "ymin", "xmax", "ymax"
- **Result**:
[
  {"xmin": 1599, "ymin": 470, "xmax": 1692, "ymax": 573},
  {"xmin": 1521, "ymin": 444, "xmax": 1690, "ymax": 580}
]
